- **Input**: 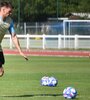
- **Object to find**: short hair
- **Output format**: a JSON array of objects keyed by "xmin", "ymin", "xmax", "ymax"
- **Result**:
[{"xmin": 0, "ymin": 1, "xmax": 14, "ymax": 9}]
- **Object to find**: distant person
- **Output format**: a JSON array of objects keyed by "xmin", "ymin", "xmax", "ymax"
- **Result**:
[{"xmin": 0, "ymin": 1, "xmax": 28, "ymax": 77}]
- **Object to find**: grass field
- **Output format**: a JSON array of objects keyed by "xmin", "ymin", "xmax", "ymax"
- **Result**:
[{"xmin": 0, "ymin": 55, "xmax": 90, "ymax": 100}]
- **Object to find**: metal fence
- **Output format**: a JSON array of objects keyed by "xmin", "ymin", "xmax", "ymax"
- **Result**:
[
  {"xmin": 16, "ymin": 20, "xmax": 90, "ymax": 36},
  {"xmin": 3, "ymin": 20, "xmax": 90, "ymax": 50}
]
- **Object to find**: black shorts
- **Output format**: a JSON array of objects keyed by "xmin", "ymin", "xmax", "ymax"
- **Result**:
[{"xmin": 0, "ymin": 51, "xmax": 5, "ymax": 67}]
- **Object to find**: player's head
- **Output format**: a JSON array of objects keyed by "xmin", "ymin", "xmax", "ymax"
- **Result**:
[{"xmin": 0, "ymin": 1, "xmax": 14, "ymax": 17}]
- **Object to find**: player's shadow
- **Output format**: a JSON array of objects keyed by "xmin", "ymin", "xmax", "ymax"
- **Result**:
[{"xmin": 2, "ymin": 94, "xmax": 62, "ymax": 98}]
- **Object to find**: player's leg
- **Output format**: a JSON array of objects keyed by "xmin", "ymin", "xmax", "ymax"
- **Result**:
[
  {"xmin": 0, "ymin": 51, "xmax": 5, "ymax": 77},
  {"xmin": 0, "ymin": 67, "xmax": 4, "ymax": 76},
  {"xmin": 89, "ymin": 53, "xmax": 90, "ymax": 57}
]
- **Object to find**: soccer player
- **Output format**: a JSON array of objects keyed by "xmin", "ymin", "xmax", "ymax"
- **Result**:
[{"xmin": 0, "ymin": 1, "xmax": 28, "ymax": 77}]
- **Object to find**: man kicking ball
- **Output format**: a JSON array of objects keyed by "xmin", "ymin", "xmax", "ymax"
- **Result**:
[{"xmin": 0, "ymin": 1, "xmax": 28, "ymax": 77}]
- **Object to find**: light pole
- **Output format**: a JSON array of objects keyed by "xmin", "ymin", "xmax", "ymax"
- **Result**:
[
  {"xmin": 57, "ymin": 0, "xmax": 59, "ymax": 21},
  {"xmin": 18, "ymin": 0, "xmax": 20, "ymax": 25}
]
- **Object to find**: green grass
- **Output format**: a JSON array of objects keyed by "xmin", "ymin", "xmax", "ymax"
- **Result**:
[{"xmin": 0, "ymin": 55, "xmax": 90, "ymax": 100}]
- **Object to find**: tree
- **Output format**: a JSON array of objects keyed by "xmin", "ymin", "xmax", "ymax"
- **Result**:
[
  {"xmin": 23, "ymin": 0, "xmax": 57, "ymax": 22},
  {"xmin": 2, "ymin": 0, "xmax": 90, "ymax": 22},
  {"xmin": 78, "ymin": 0, "xmax": 90, "ymax": 12}
]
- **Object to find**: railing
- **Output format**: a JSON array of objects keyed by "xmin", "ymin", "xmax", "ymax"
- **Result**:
[
  {"xmin": 20, "ymin": 20, "xmax": 90, "ymax": 36},
  {"xmin": 2, "ymin": 34, "xmax": 90, "ymax": 50}
]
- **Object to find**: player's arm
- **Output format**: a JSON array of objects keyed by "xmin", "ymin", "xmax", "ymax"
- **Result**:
[
  {"xmin": 12, "ymin": 34, "xmax": 28, "ymax": 60},
  {"xmin": 9, "ymin": 21, "xmax": 28, "ymax": 60}
]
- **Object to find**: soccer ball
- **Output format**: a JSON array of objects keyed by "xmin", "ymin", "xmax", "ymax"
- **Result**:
[
  {"xmin": 40, "ymin": 76, "xmax": 49, "ymax": 86},
  {"xmin": 48, "ymin": 76, "xmax": 58, "ymax": 87},
  {"xmin": 40, "ymin": 76, "xmax": 58, "ymax": 87},
  {"xmin": 63, "ymin": 87, "xmax": 77, "ymax": 99}
]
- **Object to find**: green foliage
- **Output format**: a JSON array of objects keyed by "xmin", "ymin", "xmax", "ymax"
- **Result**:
[{"xmin": 2, "ymin": 0, "xmax": 90, "ymax": 22}]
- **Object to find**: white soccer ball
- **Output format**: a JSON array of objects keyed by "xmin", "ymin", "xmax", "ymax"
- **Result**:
[
  {"xmin": 63, "ymin": 87, "xmax": 77, "ymax": 99},
  {"xmin": 40, "ymin": 76, "xmax": 58, "ymax": 87},
  {"xmin": 48, "ymin": 77, "xmax": 58, "ymax": 87},
  {"xmin": 40, "ymin": 76, "xmax": 49, "ymax": 86}
]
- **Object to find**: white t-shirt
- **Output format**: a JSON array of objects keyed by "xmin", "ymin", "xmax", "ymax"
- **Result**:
[{"xmin": 0, "ymin": 16, "xmax": 15, "ymax": 50}]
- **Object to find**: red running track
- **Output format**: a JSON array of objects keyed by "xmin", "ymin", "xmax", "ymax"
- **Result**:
[{"xmin": 3, "ymin": 49, "xmax": 90, "ymax": 57}]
